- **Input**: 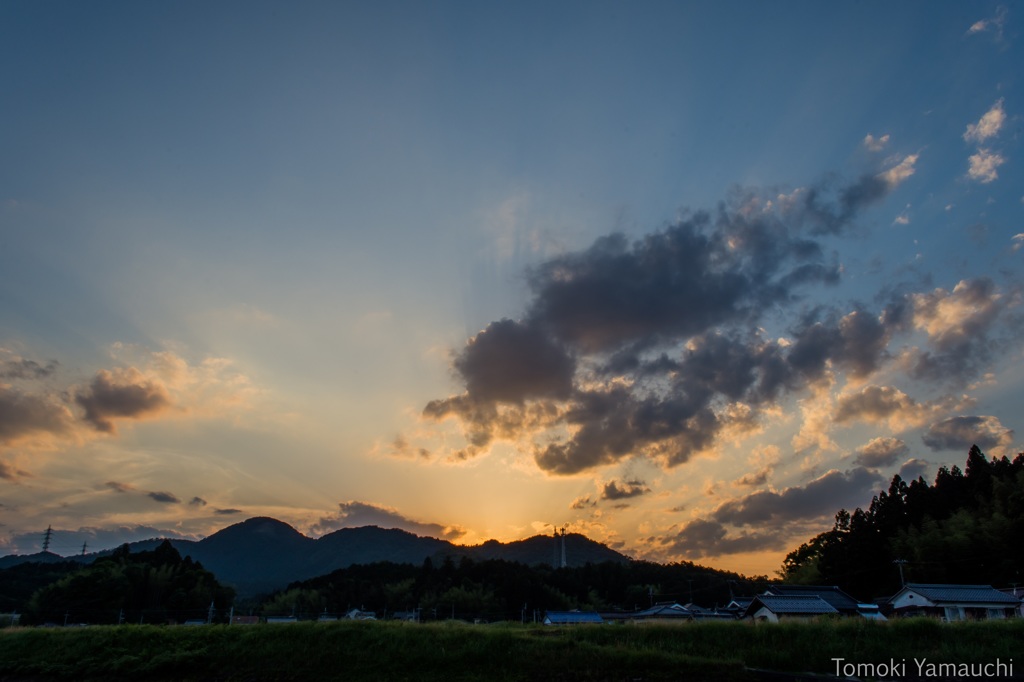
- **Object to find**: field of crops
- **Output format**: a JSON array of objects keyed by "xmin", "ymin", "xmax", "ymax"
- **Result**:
[{"xmin": 1, "ymin": 618, "xmax": 1021, "ymax": 681}]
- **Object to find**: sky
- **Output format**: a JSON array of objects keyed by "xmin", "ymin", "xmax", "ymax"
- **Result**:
[{"xmin": 1, "ymin": 1, "xmax": 1022, "ymax": 577}]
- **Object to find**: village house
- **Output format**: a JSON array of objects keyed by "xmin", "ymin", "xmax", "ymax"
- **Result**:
[
  {"xmin": 885, "ymin": 583, "xmax": 1020, "ymax": 621},
  {"xmin": 629, "ymin": 602, "xmax": 693, "ymax": 623},
  {"xmin": 742, "ymin": 594, "xmax": 839, "ymax": 622},
  {"xmin": 764, "ymin": 585, "xmax": 885, "ymax": 620}
]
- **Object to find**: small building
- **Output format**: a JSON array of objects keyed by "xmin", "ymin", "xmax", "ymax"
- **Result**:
[
  {"xmin": 887, "ymin": 584, "xmax": 1020, "ymax": 621},
  {"xmin": 265, "ymin": 616, "xmax": 298, "ymax": 624},
  {"xmin": 183, "ymin": 619, "xmax": 208, "ymax": 626},
  {"xmin": 345, "ymin": 608, "xmax": 377, "ymax": 621},
  {"xmin": 630, "ymin": 602, "xmax": 692, "ymax": 623},
  {"xmin": 231, "ymin": 615, "xmax": 259, "ymax": 625},
  {"xmin": 763, "ymin": 585, "xmax": 863, "ymax": 616},
  {"xmin": 721, "ymin": 598, "xmax": 753, "ymax": 619},
  {"xmin": 743, "ymin": 595, "xmax": 839, "ymax": 622},
  {"xmin": 855, "ymin": 603, "xmax": 887, "ymax": 621},
  {"xmin": 684, "ymin": 603, "xmax": 737, "ymax": 622},
  {"xmin": 543, "ymin": 610, "xmax": 603, "ymax": 625}
]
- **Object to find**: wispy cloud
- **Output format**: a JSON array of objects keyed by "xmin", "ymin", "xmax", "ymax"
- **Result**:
[
  {"xmin": 964, "ymin": 100, "xmax": 1006, "ymax": 143},
  {"xmin": 863, "ymin": 134, "xmax": 890, "ymax": 152},
  {"xmin": 878, "ymin": 154, "xmax": 918, "ymax": 188},
  {"xmin": 966, "ymin": 6, "xmax": 1008, "ymax": 41},
  {"xmin": 0, "ymin": 460, "xmax": 30, "ymax": 481},
  {"xmin": 967, "ymin": 148, "xmax": 1006, "ymax": 183},
  {"xmin": 0, "ymin": 350, "xmax": 58, "ymax": 380}
]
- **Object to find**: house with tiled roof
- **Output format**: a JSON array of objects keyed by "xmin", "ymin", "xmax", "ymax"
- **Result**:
[
  {"xmin": 630, "ymin": 602, "xmax": 692, "ymax": 623},
  {"xmin": 742, "ymin": 594, "xmax": 838, "ymax": 622},
  {"xmin": 764, "ymin": 585, "xmax": 860, "ymax": 615},
  {"xmin": 765, "ymin": 585, "xmax": 884, "ymax": 619},
  {"xmin": 886, "ymin": 584, "xmax": 1020, "ymax": 621}
]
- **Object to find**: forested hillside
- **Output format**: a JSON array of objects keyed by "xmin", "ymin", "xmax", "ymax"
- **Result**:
[
  {"xmin": 22, "ymin": 540, "xmax": 234, "ymax": 625},
  {"xmin": 260, "ymin": 556, "xmax": 769, "ymax": 621},
  {"xmin": 780, "ymin": 446, "xmax": 1024, "ymax": 599}
]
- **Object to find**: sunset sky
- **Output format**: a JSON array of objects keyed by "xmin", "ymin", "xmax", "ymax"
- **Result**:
[{"xmin": 2, "ymin": 1, "xmax": 1022, "ymax": 577}]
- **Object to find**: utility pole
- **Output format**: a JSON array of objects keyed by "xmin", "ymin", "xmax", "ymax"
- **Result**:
[
  {"xmin": 893, "ymin": 559, "xmax": 908, "ymax": 586},
  {"xmin": 42, "ymin": 525, "xmax": 53, "ymax": 553},
  {"xmin": 80, "ymin": 542, "xmax": 87, "ymax": 557}
]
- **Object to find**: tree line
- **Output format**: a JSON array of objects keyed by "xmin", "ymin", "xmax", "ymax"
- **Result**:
[
  {"xmin": 258, "ymin": 555, "xmax": 767, "ymax": 621},
  {"xmin": 14, "ymin": 540, "xmax": 234, "ymax": 625},
  {"xmin": 780, "ymin": 445, "xmax": 1024, "ymax": 600}
]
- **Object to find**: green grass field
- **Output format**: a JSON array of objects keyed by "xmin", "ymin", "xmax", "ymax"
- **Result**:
[{"xmin": 1, "ymin": 618, "xmax": 1021, "ymax": 681}]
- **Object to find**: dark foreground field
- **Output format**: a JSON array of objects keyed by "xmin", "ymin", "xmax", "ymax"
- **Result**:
[{"xmin": 1, "ymin": 618, "xmax": 1022, "ymax": 682}]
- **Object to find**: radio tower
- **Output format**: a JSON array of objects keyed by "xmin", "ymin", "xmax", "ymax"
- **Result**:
[
  {"xmin": 552, "ymin": 525, "xmax": 568, "ymax": 568},
  {"xmin": 42, "ymin": 525, "xmax": 53, "ymax": 553},
  {"xmin": 563, "ymin": 527, "xmax": 568, "ymax": 567}
]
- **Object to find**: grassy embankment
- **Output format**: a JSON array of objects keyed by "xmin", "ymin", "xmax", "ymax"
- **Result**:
[{"xmin": 1, "ymin": 618, "xmax": 1021, "ymax": 681}]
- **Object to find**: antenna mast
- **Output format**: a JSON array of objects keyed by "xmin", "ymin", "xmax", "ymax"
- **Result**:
[
  {"xmin": 558, "ymin": 525, "xmax": 568, "ymax": 568},
  {"xmin": 42, "ymin": 525, "xmax": 53, "ymax": 553}
]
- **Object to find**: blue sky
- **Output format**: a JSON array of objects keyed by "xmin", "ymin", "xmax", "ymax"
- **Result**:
[{"xmin": 1, "ymin": 1, "xmax": 1022, "ymax": 575}]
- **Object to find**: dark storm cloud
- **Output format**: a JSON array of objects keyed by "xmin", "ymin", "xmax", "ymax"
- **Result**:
[
  {"xmin": 147, "ymin": 491, "xmax": 180, "ymax": 504},
  {"xmin": 799, "ymin": 173, "xmax": 890, "ymax": 235},
  {"xmin": 601, "ymin": 479, "xmax": 651, "ymax": 500},
  {"xmin": 523, "ymin": 187, "xmax": 857, "ymax": 354},
  {"xmin": 423, "ymin": 395, "xmax": 560, "ymax": 459},
  {"xmin": 922, "ymin": 415, "xmax": 1014, "ymax": 452},
  {"xmin": 525, "ymin": 223, "xmax": 750, "ymax": 353},
  {"xmin": 311, "ymin": 501, "xmax": 467, "ymax": 541},
  {"xmin": 0, "ymin": 357, "xmax": 58, "ymax": 380},
  {"xmin": 663, "ymin": 519, "xmax": 783, "ymax": 558},
  {"xmin": 787, "ymin": 309, "xmax": 890, "ymax": 380},
  {"xmin": 533, "ymin": 388, "xmax": 721, "ymax": 474},
  {"xmin": 712, "ymin": 467, "xmax": 884, "ymax": 527},
  {"xmin": 420, "ymin": 170, "xmax": 973, "ymax": 475},
  {"xmin": 452, "ymin": 318, "xmax": 575, "ymax": 403},
  {"xmin": 0, "ymin": 385, "xmax": 72, "ymax": 445},
  {"xmin": 76, "ymin": 369, "xmax": 171, "ymax": 433},
  {"xmin": 854, "ymin": 437, "xmax": 909, "ymax": 468}
]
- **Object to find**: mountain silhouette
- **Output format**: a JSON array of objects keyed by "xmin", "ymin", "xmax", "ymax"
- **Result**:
[{"xmin": 1, "ymin": 517, "xmax": 628, "ymax": 597}]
